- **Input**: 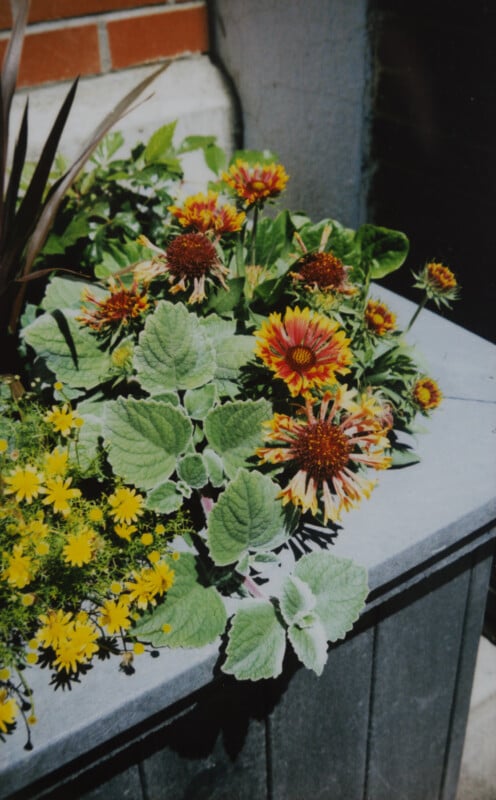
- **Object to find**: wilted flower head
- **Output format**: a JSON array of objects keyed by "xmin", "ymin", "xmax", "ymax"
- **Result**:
[
  {"xmin": 257, "ymin": 387, "xmax": 392, "ymax": 524},
  {"xmin": 254, "ymin": 306, "xmax": 352, "ymax": 397},
  {"xmin": 222, "ymin": 160, "xmax": 289, "ymax": 207},
  {"xmin": 165, "ymin": 232, "xmax": 229, "ymax": 304},
  {"xmin": 168, "ymin": 191, "xmax": 246, "ymax": 235},
  {"xmin": 78, "ymin": 279, "xmax": 149, "ymax": 332},
  {"xmin": 291, "ymin": 251, "xmax": 356, "ymax": 295}
]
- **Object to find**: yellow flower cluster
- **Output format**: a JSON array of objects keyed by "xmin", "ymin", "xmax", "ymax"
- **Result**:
[{"xmin": 0, "ymin": 397, "xmax": 185, "ymax": 741}]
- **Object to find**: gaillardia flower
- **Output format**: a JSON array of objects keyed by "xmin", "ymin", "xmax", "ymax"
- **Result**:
[
  {"xmin": 412, "ymin": 376, "xmax": 442, "ymax": 412},
  {"xmin": 254, "ymin": 306, "xmax": 352, "ymax": 396},
  {"xmin": 222, "ymin": 160, "xmax": 289, "ymax": 207},
  {"xmin": 257, "ymin": 387, "xmax": 392, "ymax": 524},
  {"xmin": 291, "ymin": 251, "xmax": 356, "ymax": 295},
  {"xmin": 364, "ymin": 299, "xmax": 397, "ymax": 336},
  {"xmin": 165, "ymin": 232, "xmax": 230, "ymax": 304},
  {"xmin": 168, "ymin": 191, "xmax": 246, "ymax": 235},
  {"xmin": 413, "ymin": 261, "xmax": 459, "ymax": 307},
  {"xmin": 78, "ymin": 279, "xmax": 149, "ymax": 331}
]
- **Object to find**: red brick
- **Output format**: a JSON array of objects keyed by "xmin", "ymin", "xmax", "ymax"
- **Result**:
[
  {"xmin": 107, "ymin": 6, "xmax": 209, "ymax": 70},
  {"xmin": 0, "ymin": 1, "xmax": 170, "ymax": 29},
  {"xmin": 0, "ymin": 25, "xmax": 101, "ymax": 87}
]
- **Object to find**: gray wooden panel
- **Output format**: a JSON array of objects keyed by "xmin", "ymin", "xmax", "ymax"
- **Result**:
[
  {"xmin": 366, "ymin": 569, "xmax": 471, "ymax": 800},
  {"xmin": 77, "ymin": 766, "xmax": 144, "ymax": 800},
  {"xmin": 269, "ymin": 629, "xmax": 374, "ymax": 800},
  {"xmin": 140, "ymin": 682, "xmax": 268, "ymax": 800},
  {"xmin": 441, "ymin": 550, "xmax": 494, "ymax": 800}
]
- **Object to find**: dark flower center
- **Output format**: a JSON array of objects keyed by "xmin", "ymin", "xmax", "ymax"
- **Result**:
[
  {"xmin": 293, "ymin": 421, "xmax": 351, "ymax": 481},
  {"xmin": 287, "ymin": 345, "xmax": 316, "ymax": 371},
  {"xmin": 166, "ymin": 233, "xmax": 217, "ymax": 278},
  {"xmin": 297, "ymin": 252, "xmax": 346, "ymax": 289}
]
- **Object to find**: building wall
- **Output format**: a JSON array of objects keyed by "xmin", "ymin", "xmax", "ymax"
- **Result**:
[{"xmin": 0, "ymin": 1, "xmax": 208, "ymax": 87}]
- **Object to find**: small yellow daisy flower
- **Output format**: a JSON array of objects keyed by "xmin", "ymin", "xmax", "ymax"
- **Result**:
[
  {"xmin": 133, "ymin": 642, "xmax": 145, "ymax": 655},
  {"xmin": 3, "ymin": 464, "xmax": 44, "ymax": 503},
  {"xmin": 62, "ymin": 530, "xmax": 95, "ymax": 567},
  {"xmin": 108, "ymin": 486, "xmax": 144, "ymax": 525},
  {"xmin": 141, "ymin": 532, "xmax": 153, "ymax": 546},
  {"xmin": 41, "ymin": 476, "xmax": 81, "ymax": 516},
  {"xmin": 44, "ymin": 404, "xmax": 82, "ymax": 437}
]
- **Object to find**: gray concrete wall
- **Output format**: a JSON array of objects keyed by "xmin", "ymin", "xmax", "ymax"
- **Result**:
[{"xmin": 209, "ymin": 0, "xmax": 371, "ymax": 228}]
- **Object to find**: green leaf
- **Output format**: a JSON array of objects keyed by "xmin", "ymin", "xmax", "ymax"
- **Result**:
[
  {"xmin": 254, "ymin": 210, "xmax": 295, "ymax": 266},
  {"xmin": 279, "ymin": 575, "xmax": 316, "ymax": 626},
  {"xmin": 134, "ymin": 301, "xmax": 216, "ymax": 393},
  {"xmin": 357, "ymin": 224, "xmax": 409, "ymax": 279},
  {"xmin": 202, "ymin": 447, "xmax": 225, "ymax": 488},
  {"xmin": 207, "ymin": 469, "xmax": 287, "ymax": 566},
  {"xmin": 41, "ymin": 276, "xmax": 102, "ymax": 312},
  {"xmin": 288, "ymin": 620, "xmax": 328, "ymax": 676},
  {"xmin": 104, "ymin": 398, "xmax": 193, "ymax": 491},
  {"xmin": 200, "ymin": 316, "xmax": 255, "ymax": 388},
  {"xmin": 184, "ymin": 384, "xmax": 217, "ymax": 420},
  {"xmin": 294, "ymin": 552, "xmax": 368, "ymax": 641},
  {"xmin": 391, "ymin": 448, "xmax": 421, "ymax": 468},
  {"xmin": 21, "ymin": 309, "xmax": 112, "ymax": 391},
  {"xmin": 177, "ymin": 453, "xmax": 208, "ymax": 489},
  {"xmin": 223, "ymin": 601, "xmax": 286, "ymax": 680},
  {"xmin": 132, "ymin": 553, "xmax": 227, "ymax": 648},
  {"xmin": 143, "ymin": 121, "xmax": 177, "ymax": 163},
  {"xmin": 145, "ymin": 481, "xmax": 187, "ymax": 514},
  {"xmin": 204, "ymin": 398, "xmax": 271, "ymax": 479}
]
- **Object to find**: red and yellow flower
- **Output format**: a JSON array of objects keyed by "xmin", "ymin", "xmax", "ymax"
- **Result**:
[
  {"xmin": 168, "ymin": 191, "xmax": 246, "ymax": 235},
  {"xmin": 78, "ymin": 279, "xmax": 149, "ymax": 331},
  {"xmin": 222, "ymin": 160, "xmax": 289, "ymax": 207},
  {"xmin": 364, "ymin": 299, "xmax": 397, "ymax": 336},
  {"xmin": 254, "ymin": 306, "xmax": 352, "ymax": 397},
  {"xmin": 412, "ymin": 376, "xmax": 442, "ymax": 412},
  {"xmin": 257, "ymin": 387, "xmax": 392, "ymax": 523}
]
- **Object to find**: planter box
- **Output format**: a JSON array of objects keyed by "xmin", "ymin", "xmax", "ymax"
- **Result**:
[{"xmin": 1, "ymin": 288, "xmax": 495, "ymax": 800}]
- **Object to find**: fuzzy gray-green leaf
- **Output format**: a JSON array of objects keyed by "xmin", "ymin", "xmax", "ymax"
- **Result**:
[{"xmin": 104, "ymin": 397, "xmax": 193, "ymax": 491}]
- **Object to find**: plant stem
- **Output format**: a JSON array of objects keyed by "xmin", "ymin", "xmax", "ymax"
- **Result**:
[
  {"xmin": 249, "ymin": 205, "xmax": 259, "ymax": 264},
  {"xmin": 243, "ymin": 574, "xmax": 267, "ymax": 600},
  {"xmin": 405, "ymin": 295, "xmax": 427, "ymax": 333}
]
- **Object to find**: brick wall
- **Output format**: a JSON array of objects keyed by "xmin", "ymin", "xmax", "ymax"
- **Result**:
[{"xmin": 0, "ymin": 1, "xmax": 209, "ymax": 88}]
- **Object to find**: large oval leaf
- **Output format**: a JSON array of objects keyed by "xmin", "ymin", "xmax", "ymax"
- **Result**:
[
  {"xmin": 204, "ymin": 398, "xmax": 272, "ymax": 479},
  {"xmin": 207, "ymin": 469, "xmax": 287, "ymax": 566},
  {"xmin": 223, "ymin": 601, "xmax": 286, "ymax": 680},
  {"xmin": 22, "ymin": 309, "xmax": 111, "ymax": 391},
  {"xmin": 104, "ymin": 397, "xmax": 193, "ymax": 490},
  {"xmin": 132, "ymin": 553, "xmax": 227, "ymax": 648},
  {"xmin": 294, "ymin": 552, "xmax": 368, "ymax": 642},
  {"xmin": 134, "ymin": 300, "xmax": 216, "ymax": 393}
]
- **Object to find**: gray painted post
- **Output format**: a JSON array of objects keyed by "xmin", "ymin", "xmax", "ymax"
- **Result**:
[{"xmin": 210, "ymin": 0, "xmax": 371, "ymax": 228}]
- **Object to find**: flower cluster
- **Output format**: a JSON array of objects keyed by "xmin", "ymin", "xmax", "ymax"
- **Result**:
[
  {"xmin": 0, "ymin": 386, "xmax": 189, "ymax": 745},
  {"xmin": 2, "ymin": 136, "xmax": 457, "ymax": 742}
]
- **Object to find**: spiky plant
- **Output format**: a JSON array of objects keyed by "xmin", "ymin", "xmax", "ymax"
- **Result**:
[{"xmin": 0, "ymin": 0, "xmax": 166, "ymax": 369}]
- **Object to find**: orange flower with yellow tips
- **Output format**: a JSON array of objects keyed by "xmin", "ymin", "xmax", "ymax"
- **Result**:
[
  {"xmin": 222, "ymin": 160, "xmax": 289, "ymax": 207},
  {"xmin": 254, "ymin": 306, "xmax": 352, "ymax": 397},
  {"xmin": 413, "ymin": 377, "xmax": 442, "ymax": 412},
  {"xmin": 364, "ymin": 299, "xmax": 397, "ymax": 336},
  {"xmin": 168, "ymin": 191, "xmax": 246, "ymax": 234}
]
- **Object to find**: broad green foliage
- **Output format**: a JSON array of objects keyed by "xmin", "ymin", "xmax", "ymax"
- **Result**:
[
  {"xmin": 207, "ymin": 469, "xmax": 287, "ymax": 566},
  {"xmin": 104, "ymin": 398, "xmax": 193, "ymax": 491},
  {"xmin": 204, "ymin": 399, "xmax": 272, "ymax": 479},
  {"xmin": 132, "ymin": 553, "xmax": 227, "ymax": 648},
  {"xmin": 135, "ymin": 301, "xmax": 217, "ymax": 393},
  {"xmin": 22, "ymin": 309, "xmax": 112, "ymax": 391},
  {"xmin": 223, "ymin": 602, "xmax": 287, "ymax": 680}
]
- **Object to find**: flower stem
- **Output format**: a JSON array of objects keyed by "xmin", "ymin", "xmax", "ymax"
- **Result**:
[
  {"xmin": 249, "ymin": 205, "xmax": 259, "ymax": 264},
  {"xmin": 405, "ymin": 295, "xmax": 428, "ymax": 333},
  {"xmin": 243, "ymin": 574, "xmax": 267, "ymax": 600}
]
